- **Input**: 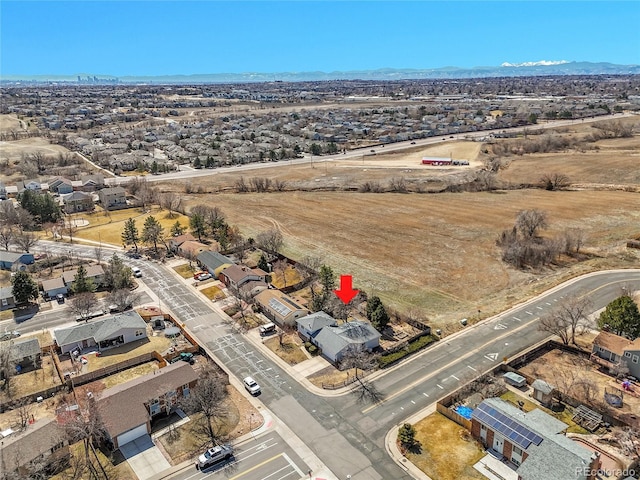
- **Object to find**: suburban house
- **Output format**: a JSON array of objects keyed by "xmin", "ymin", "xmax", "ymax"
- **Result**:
[
  {"xmin": 41, "ymin": 277, "xmax": 69, "ymax": 299},
  {"xmin": 0, "ymin": 286, "xmax": 16, "ymax": 310},
  {"xmin": 590, "ymin": 331, "xmax": 640, "ymax": 379},
  {"xmin": 0, "ymin": 418, "xmax": 70, "ymax": 478},
  {"xmin": 9, "ymin": 337, "xmax": 42, "ymax": 371},
  {"xmin": 168, "ymin": 233, "xmax": 196, "ymax": 252},
  {"xmin": 16, "ymin": 179, "xmax": 42, "ymax": 193},
  {"xmin": 48, "ymin": 177, "xmax": 74, "ymax": 195},
  {"xmin": 177, "ymin": 240, "xmax": 214, "ymax": 259},
  {"xmin": 96, "ymin": 361, "xmax": 199, "ymax": 448},
  {"xmin": 80, "ymin": 174, "xmax": 105, "ymax": 191},
  {"xmin": 470, "ymin": 398, "xmax": 600, "ymax": 480},
  {"xmin": 197, "ymin": 250, "xmax": 235, "ymax": 278},
  {"xmin": 312, "ymin": 320, "xmax": 381, "ymax": 363},
  {"xmin": 61, "ymin": 191, "xmax": 95, "ymax": 213},
  {"xmin": 296, "ymin": 311, "xmax": 338, "ymax": 341},
  {"xmin": 62, "ymin": 264, "xmax": 105, "ymax": 289},
  {"xmin": 98, "ymin": 186, "xmax": 127, "ymax": 209},
  {"xmin": 0, "ymin": 180, "xmax": 7, "ymax": 200},
  {"xmin": 220, "ymin": 265, "xmax": 268, "ymax": 291},
  {"xmin": 0, "ymin": 251, "xmax": 35, "ymax": 271},
  {"xmin": 254, "ymin": 289, "xmax": 309, "ymax": 327},
  {"xmin": 238, "ymin": 280, "xmax": 269, "ymax": 298},
  {"xmin": 53, "ymin": 311, "xmax": 148, "ymax": 354}
]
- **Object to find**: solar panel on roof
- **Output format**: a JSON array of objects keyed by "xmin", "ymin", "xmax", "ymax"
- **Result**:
[
  {"xmin": 473, "ymin": 402, "xmax": 542, "ymax": 449},
  {"xmin": 269, "ymin": 298, "xmax": 292, "ymax": 317}
]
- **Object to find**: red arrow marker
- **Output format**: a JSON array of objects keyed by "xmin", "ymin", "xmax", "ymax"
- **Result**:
[{"xmin": 334, "ymin": 275, "xmax": 359, "ymax": 304}]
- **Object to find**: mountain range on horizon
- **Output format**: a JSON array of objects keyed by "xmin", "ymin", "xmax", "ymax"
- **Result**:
[{"xmin": 2, "ymin": 61, "xmax": 639, "ymax": 84}]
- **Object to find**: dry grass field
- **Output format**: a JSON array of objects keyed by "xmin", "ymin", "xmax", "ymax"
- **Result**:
[{"xmin": 150, "ymin": 128, "xmax": 640, "ymax": 327}]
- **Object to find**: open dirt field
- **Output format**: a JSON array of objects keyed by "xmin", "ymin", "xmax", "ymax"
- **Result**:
[
  {"xmin": 497, "ymin": 135, "xmax": 640, "ymax": 189},
  {"xmin": 0, "ymin": 137, "xmax": 71, "ymax": 162},
  {"xmin": 0, "ymin": 114, "xmax": 28, "ymax": 133}
]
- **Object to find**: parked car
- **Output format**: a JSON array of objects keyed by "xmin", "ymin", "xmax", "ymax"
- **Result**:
[
  {"xmin": 108, "ymin": 303, "xmax": 132, "ymax": 313},
  {"xmin": 410, "ymin": 141, "xmax": 416, "ymax": 144},
  {"xmin": 196, "ymin": 444, "xmax": 233, "ymax": 470},
  {"xmin": 243, "ymin": 376, "xmax": 261, "ymax": 395},
  {"xmin": 259, "ymin": 322, "xmax": 276, "ymax": 336},
  {"xmin": 196, "ymin": 272, "xmax": 212, "ymax": 281},
  {"xmin": 131, "ymin": 267, "xmax": 142, "ymax": 278},
  {"xmin": 193, "ymin": 271, "xmax": 208, "ymax": 280},
  {"xmin": 55, "ymin": 293, "xmax": 65, "ymax": 304},
  {"xmin": 171, "ymin": 352, "xmax": 195, "ymax": 365},
  {"xmin": 0, "ymin": 331, "xmax": 20, "ymax": 342}
]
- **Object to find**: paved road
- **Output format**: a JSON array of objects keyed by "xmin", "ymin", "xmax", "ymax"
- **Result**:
[
  {"xmin": 170, "ymin": 432, "xmax": 309, "ymax": 480},
  {"xmin": 26, "ymin": 242, "xmax": 640, "ymax": 479}
]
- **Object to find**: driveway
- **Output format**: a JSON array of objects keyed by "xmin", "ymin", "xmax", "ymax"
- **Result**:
[{"xmin": 119, "ymin": 435, "xmax": 171, "ymax": 480}]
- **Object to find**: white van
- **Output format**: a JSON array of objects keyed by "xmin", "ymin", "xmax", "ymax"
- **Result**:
[
  {"xmin": 131, "ymin": 267, "xmax": 142, "ymax": 278},
  {"xmin": 259, "ymin": 322, "xmax": 276, "ymax": 336}
]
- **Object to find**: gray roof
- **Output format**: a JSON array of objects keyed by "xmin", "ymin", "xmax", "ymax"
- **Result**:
[
  {"xmin": 314, "ymin": 320, "xmax": 381, "ymax": 360},
  {"xmin": 479, "ymin": 398, "xmax": 595, "ymax": 480},
  {"xmin": 101, "ymin": 186, "xmax": 126, "ymax": 195},
  {"xmin": 0, "ymin": 251, "xmax": 28, "ymax": 263},
  {"xmin": 297, "ymin": 311, "xmax": 338, "ymax": 335},
  {"xmin": 54, "ymin": 311, "xmax": 146, "ymax": 346},
  {"xmin": 62, "ymin": 191, "xmax": 92, "ymax": 201},
  {"xmin": 532, "ymin": 379, "xmax": 554, "ymax": 394},
  {"xmin": 9, "ymin": 338, "xmax": 41, "ymax": 362},
  {"xmin": 0, "ymin": 286, "xmax": 13, "ymax": 299},
  {"xmin": 197, "ymin": 250, "xmax": 234, "ymax": 271},
  {"xmin": 0, "ymin": 418, "xmax": 67, "ymax": 473},
  {"xmin": 41, "ymin": 276, "xmax": 66, "ymax": 292}
]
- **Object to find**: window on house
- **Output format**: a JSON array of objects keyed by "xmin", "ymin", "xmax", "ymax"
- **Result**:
[
  {"xmin": 51, "ymin": 442, "xmax": 65, "ymax": 453},
  {"xmin": 625, "ymin": 352, "xmax": 632, "ymax": 357},
  {"xmin": 480, "ymin": 424, "xmax": 487, "ymax": 431},
  {"xmin": 633, "ymin": 355, "xmax": 639, "ymax": 364}
]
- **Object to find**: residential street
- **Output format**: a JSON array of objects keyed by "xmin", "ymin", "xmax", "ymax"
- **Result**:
[{"xmin": 24, "ymin": 242, "xmax": 640, "ymax": 479}]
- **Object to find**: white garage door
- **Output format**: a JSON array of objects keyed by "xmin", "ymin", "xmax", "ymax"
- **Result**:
[{"xmin": 117, "ymin": 424, "xmax": 148, "ymax": 447}]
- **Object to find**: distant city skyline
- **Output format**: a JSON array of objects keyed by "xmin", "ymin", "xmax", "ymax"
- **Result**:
[{"xmin": 1, "ymin": 1, "xmax": 639, "ymax": 77}]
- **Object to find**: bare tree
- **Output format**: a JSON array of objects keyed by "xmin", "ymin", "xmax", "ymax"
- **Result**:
[
  {"xmin": 69, "ymin": 292, "xmax": 98, "ymax": 322},
  {"xmin": 540, "ymin": 173, "xmax": 570, "ymax": 191},
  {"xmin": 538, "ymin": 293, "xmax": 592, "ymax": 345},
  {"xmin": 93, "ymin": 244, "xmax": 104, "ymax": 264},
  {"xmin": 273, "ymin": 259, "xmax": 289, "ymax": 289},
  {"xmin": 14, "ymin": 231, "xmax": 38, "ymax": 252},
  {"xmin": 516, "ymin": 209, "xmax": 548, "ymax": 239},
  {"xmin": 340, "ymin": 347, "xmax": 383, "ymax": 404},
  {"xmin": 0, "ymin": 227, "xmax": 14, "ymax": 251},
  {"xmin": 160, "ymin": 192, "xmax": 182, "ymax": 218},
  {"xmin": 0, "ymin": 340, "xmax": 16, "ymax": 397},
  {"xmin": 14, "ymin": 397, "xmax": 36, "ymax": 430},
  {"xmin": 105, "ymin": 289, "xmax": 138, "ymax": 312},
  {"xmin": 179, "ymin": 367, "xmax": 230, "ymax": 448},
  {"xmin": 256, "ymin": 228, "xmax": 283, "ymax": 257}
]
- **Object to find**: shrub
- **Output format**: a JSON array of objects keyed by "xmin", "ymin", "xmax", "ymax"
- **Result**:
[{"xmin": 378, "ymin": 335, "xmax": 436, "ymax": 368}]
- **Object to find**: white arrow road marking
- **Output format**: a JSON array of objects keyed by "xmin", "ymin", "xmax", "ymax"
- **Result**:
[
  {"xmin": 494, "ymin": 323, "xmax": 508, "ymax": 330},
  {"xmin": 484, "ymin": 353, "xmax": 499, "ymax": 361}
]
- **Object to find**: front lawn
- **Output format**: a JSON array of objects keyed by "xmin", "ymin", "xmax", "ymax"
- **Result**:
[
  {"xmin": 263, "ymin": 334, "xmax": 308, "ymax": 365},
  {"xmin": 406, "ymin": 412, "xmax": 485, "ymax": 480},
  {"xmin": 173, "ymin": 263, "xmax": 197, "ymax": 278},
  {"xmin": 200, "ymin": 285, "xmax": 225, "ymax": 301},
  {"xmin": 156, "ymin": 386, "xmax": 261, "ymax": 465}
]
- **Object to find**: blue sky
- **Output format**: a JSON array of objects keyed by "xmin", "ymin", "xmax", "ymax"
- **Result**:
[{"xmin": 1, "ymin": 1, "xmax": 639, "ymax": 76}]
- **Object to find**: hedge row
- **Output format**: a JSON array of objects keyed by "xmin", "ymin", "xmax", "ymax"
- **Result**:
[{"xmin": 378, "ymin": 335, "xmax": 437, "ymax": 368}]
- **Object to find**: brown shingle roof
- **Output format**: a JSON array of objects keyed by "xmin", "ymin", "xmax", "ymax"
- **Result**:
[
  {"xmin": 593, "ymin": 331, "xmax": 640, "ymax": 356},
  {"xmin": 1, "ymin": 418, "xmax": 67, "ymax": 473},
  {"xmin": 96, "ymin": 362, "xmax": 198, "ymax": 439}
]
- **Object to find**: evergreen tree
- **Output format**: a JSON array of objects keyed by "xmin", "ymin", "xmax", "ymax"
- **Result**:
[
  {"xmin": 71, "ymin": 264, "xmax": 96, "ymax": 294},
  {"xmin": 319, "ymin": 265, "xmax": 335, "ymax": 297},
  {"xmin": 257, "ymin": 253, "xmax": 270, "ymax": 272},
  {"xmin": 121, "ymin": 218, "xmax": 139, "ymax": 252},
  {"xmin": 170, "ymin": 220, "xmax": 185, "ymax": 236},
  {"xmin": 397, "ymin": 423, "xmax": 420, "ymax": 452},
  {"xmin": 366, "ymin": 295, "xmax": 390, "ymax": 331},
  {"xmin": 11, "ymin": 270, "xmax": 38, "ymax": 304},
  {"xmin": 142, "ymin": 215, "xmax": 164, "ymax": 254},
  {"xmin": 104, "ymin": 253, "xmax": 132, "ymax": 290},
  {"xmin": 598, "ymin": 295, "xmax": 640, "ymax": 339},
  {"xmin": 190, "ymin": 212, "xmax": 207, "ymax": 242}
]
